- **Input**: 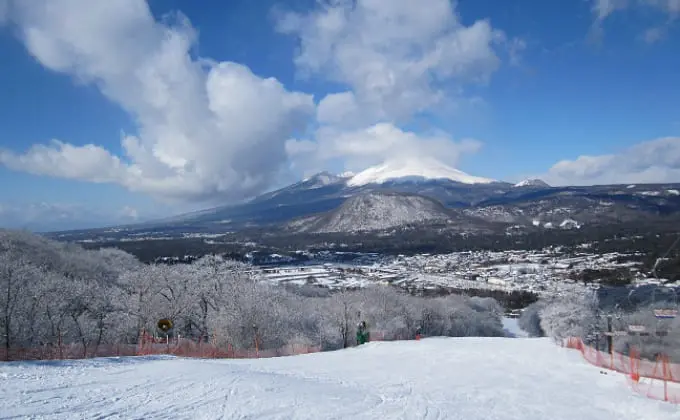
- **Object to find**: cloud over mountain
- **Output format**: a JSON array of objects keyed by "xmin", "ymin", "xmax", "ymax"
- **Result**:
[
  {"xmin": 277, "ymin": 0, "xmax": 518, "ymax": 174},
  {"xmin": 0, "ymin": 0, "xmax": 677, "ymax": 216},
  {"xmin": 0, "ymin": 0, "xmax": 314, "ymax": 202}
]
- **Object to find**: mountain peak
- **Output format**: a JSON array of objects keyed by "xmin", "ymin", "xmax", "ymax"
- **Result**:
[
  {"xmin": 347, "ymin": 158, "xmax": 494, "ymax": 187},
  {"xmin": 301, "ymin": 171, "xmax": 344, "ymax": 188},
  {"xmin": 513, "ymin": 178, "xmax": 550, "ymax": 188}
]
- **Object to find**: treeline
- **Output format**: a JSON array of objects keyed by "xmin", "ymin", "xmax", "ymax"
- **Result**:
[
  {"xmin": 0, "ymin": 229, "xmax": 505, "ymax": 360},
  {"xmin": 412, "ymin": 287, "xmax": 538, "ymax": 310},
  {"xmin": 569, "ymin": 268, "xmax": 637, "ymax": 287},
  {"xmin": 519, "ymin": 291, "xmax": 680, "ymax": 362},
  {"xmin": 80, "ymin": 221, "xmax": 680, "ymax": 268}
]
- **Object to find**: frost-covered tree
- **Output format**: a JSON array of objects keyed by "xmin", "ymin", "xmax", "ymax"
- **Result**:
[
  {"xmin": 610, "ymin": 302, "xmax": 680, "ymax": 362},
  {"xmin": 0, "ymin": 229, "xmax": 510, "ymax": 359},
  {"xmin": 325, "ymin": 289, "xmax": 361, "ymax": 348},
  {"xmin": 0, "ymin": 237, "xmax": 41, "ymax": 358},
  {"xmin": 518, "ymin": 301, "xmax": 546, "ymax": 337},
  {"xmin": 537, "ymin": 291, "xmax": 599, "ymax": 342}
]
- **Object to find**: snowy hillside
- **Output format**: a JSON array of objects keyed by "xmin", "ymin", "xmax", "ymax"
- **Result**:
[
  {"xmin": 514, "ymin": 178, "xmax": 550, "ymax": 188},
  {"xmin": 289, "ymin": 192, "xmax": 453, "ymax": 233},
  {"xmin": 2, "ymin": 338, "xmax": 676, "ymax": 419},
  {"xmin": 348, "ymin": 158, "xmax": 495, "ymax": 186}
]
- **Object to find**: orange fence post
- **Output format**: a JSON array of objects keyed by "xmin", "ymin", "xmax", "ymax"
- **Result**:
[
  {"xmin": 662, "ymin": 355, "xmax": 669, "ymax": 402},
  {"xmin": 630, "ymin": 347, "xmax": 640, "ymax": 382},
  {"xmin": 562, "ymin": 336, "xmax": 680, "ymax": 404}
]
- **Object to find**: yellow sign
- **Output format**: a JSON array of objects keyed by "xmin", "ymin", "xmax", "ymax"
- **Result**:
[{"xmin": 157, "ymin": 319, "xmax": 173, "ymax": 332}]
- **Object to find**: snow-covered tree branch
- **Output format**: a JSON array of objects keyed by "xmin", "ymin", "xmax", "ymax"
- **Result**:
[{"xmin": 0, "ymin": 229, "xmax": 505, "ymax": 360}]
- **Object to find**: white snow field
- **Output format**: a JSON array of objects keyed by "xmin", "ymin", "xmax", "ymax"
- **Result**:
[{"xmin": 2, "ymin": 338, "xmax": 678, "ymax": 420}]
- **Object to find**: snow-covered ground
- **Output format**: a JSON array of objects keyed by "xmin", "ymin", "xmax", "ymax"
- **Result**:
[
  {"xmin": 247, "ymin": 248, "xmax": 664, "ymax": 297},
  {"xmin": 2, "ymin": 337, "xmax": 677, "ymax": 419}
]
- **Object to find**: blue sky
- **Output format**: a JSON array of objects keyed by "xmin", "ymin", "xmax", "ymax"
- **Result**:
[{"xmin": 0, "ymin": 0, "xmax": 679, "ymax": 230}]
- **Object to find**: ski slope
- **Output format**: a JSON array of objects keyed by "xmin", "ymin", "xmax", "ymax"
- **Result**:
[
  {"xmin": 1, "ymin": 338, "xmax": 677, "ymax": 419},
  {"xmin": 502, "ymin": 316, "xmax": 530, "ymax": 338}
]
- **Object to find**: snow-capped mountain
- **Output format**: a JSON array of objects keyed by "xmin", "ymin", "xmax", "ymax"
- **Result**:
[
  {"xmin": 513, "ymin": 178, "xmax": 550, "ymax": 188},
  {"xmin": 56, "ymin": 157, "xmax": 680, "ymax": 238},
  {"xmin": 299, "ymin": 172, "xmax": 345, "ymax": 189},
  {"xmin": 347, "ymin": 158, "xmax": 495, "ymax": 187},
  {"xmin": 289, "ymin": 192, "xmax": 455, "ymax": 233}
]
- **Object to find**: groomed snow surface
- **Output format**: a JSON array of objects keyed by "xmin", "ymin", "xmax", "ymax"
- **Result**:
[{"xmin": 3, "ymin": 333, "xmax": 679, "ymax": 420}]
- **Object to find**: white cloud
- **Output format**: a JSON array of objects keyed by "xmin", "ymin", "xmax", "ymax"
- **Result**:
[
  {"xmin": 0, "ymin": 0, "xmax": 314, "ymax": 202},
  {"xmin": 541, "ymin": 137, "xmax": 680, "ymax": 186},
  {"xmin": 642, "ymin": 25, "xmax": 667, "ymax": 43},
  {"xmin": 119, "ymin": 206, "xmax": 139, "ymax": 220},
  {"xmin": 592, "ymin": 0, "xmax": 680, "ymax": 19},
  {"xmin": 0, "ymin": 1, "xmax": 9, "ymax": 24},
  {"xmin": 0, "ymin": 140, "xmax": 126, "ymax": 183},
  {"xmin": 592, "ymin": 0, "xmax": 629, "ymax": 21},
  {"xmin": 316, "ymin": 91, "xmax": 369, "ymax": 128},
  {"xmin": 0, "ymin": 202, "xmax": 143, "ymax": 231},
  {"xmin": 0, "ymin": 0, "xmax": 518, "ymax": 201},
  {"xmin": 286, "ymin": 123, "xmax": 482, "ymax": 173},
  {"xmin": 590, "ymin": 0, "xmax": 680, "ymax": 42},
  {"xmin": 646, "ymin": 0, "xmax": 680, "ymax": 14},
  {"xmin": 277, "ymin": 0, "xmax": 512, "ymax": 123},
  {"xmin": 277, "ymin": 0, "xmax": 515, "ymax": 172}
]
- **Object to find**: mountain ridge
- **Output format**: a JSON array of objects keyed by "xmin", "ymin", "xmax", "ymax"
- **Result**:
[{"xmin": 43, "ymin": 161, "xmax": 680, "ymax": 239}]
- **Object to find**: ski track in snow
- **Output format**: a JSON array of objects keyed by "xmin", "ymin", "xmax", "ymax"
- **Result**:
[{"xmin": 1, "ymin": 338, "xmax": 679, "ymax": 420}]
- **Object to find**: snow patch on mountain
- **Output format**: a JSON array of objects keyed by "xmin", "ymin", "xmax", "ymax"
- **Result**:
[
  {"xmin": 347, "ymin": 159, "xmax": 495, "ymax": 187},
  {"xmin": 301, "ymin": 172, "xmax": 344, "ymax": 189},
  {"xmin": 291, "ymin": 192, "xmax": 453, "ymax": 233},
  {"xmin": 513, "ymin": 178, "xmax": 550, "ymax": 188},
  {"xmin": 559, "ymin": 218, "xmax": 581, "ymax": 229}
]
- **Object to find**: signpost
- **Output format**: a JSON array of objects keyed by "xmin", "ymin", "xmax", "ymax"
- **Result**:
[
  {"xmin": 653, "ymin": 309, "xmax": 678, "ymax": 319},
  {"xmin": 157, "ymin": 319, "xmax": 173, "ymax": 347},
  {"xmin": 602, "ymin": 331, "xmax": 628, "ymax": 336}
]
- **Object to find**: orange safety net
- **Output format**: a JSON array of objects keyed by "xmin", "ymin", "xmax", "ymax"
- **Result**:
[
  {"xmin": 1, "ymin": 328, "xmax": 424, "ymax": 362},
  {"xmin": 135, "ymin": 330, "xmax": 322, "ymax": 359},
  {"xmin": 0, "ymin": 331, "xmax": 323, "ymax": 362},
  {"xmin": 562, "ymin": 337, "xmax": 680, "ymax": 403}
]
